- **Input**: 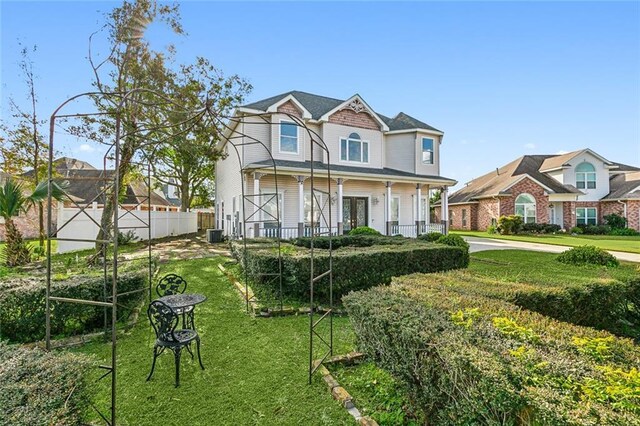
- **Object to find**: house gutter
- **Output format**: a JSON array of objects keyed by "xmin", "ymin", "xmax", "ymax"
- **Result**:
[{"xmin": 617, "ymin": 199, "xmax": 628, "ymax": 220}]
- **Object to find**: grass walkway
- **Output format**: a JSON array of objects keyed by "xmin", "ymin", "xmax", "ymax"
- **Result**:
[
  {"xmin": 74, "ymin": 256, "xmax": 355, "ymax": 425},
  {"xmin": 453, "ymin": 230, "xmax": 640, "ymax": 254}
]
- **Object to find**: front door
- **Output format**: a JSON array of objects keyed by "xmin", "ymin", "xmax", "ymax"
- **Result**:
[{"xmin": 343, "ymin": 197, "xmax": 368, "ymax": 233}]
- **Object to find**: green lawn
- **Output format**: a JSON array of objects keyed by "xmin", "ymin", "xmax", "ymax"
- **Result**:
[
  {"xmin": 453, "ymin": 230, "xmax": 640, "ymax": 254},
  {"xmin": 74, "ymin": 256, "xmax": 356, "ymax": 425}
]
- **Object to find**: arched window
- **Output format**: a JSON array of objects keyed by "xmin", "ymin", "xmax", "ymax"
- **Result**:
[
  {"xmin": 575, "ymin": 162, "xmax": 596, "ymax": 189},
  {"xmin": 340, "ymin": 133, "xmax": 369, "ymax": 163},
  {"xmin": 515, "ymin": 193, "xmax": 536, "ymax": 223}
]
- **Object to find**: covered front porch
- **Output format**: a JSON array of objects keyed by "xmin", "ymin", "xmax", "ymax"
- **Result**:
[{"xmin": 241, "ymin": 167, "xmax": 453, "ymax": 239}]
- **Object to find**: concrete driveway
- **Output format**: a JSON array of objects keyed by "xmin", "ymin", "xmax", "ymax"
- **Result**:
[{"xmin": 464, "ymin": 236, "xmax": 640, "ymax": 263}]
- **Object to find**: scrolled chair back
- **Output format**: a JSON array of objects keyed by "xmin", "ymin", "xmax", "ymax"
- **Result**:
[
  {"xmin": 148, "ymin": 300, "xmax": 179, "ymax": 342},
  {"xmin": 156, "ymin": 273, "xmax": 187, "ymax": 297}
]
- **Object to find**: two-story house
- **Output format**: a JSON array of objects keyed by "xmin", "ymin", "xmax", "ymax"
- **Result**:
[
  {"xmin": 435, "ymin": 148, "xmax": 640, "ymax": 231},
  {"xmin": 214, "ymin": 91, "xmax": 457, "ymax": 238}
]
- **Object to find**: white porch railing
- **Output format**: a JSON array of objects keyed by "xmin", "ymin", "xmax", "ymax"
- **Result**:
[
  {"xmin": 391, "ymin": 223, "xmax": 446, "ymax": 238},
  {"xmin": 421, "ymin": 223, "xmax": 446, "ymax": 234},
  {"xmin": 258, "ymin": 226, "xmax": 338, "ymax": 239}
]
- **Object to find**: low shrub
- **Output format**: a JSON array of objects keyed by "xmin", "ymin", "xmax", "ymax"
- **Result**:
[
  {"xmin": 236, "ymin": 242, "xmax": 469, "ymax": 302},
  {"xmin": 117, "ymin": 230, "xmax": 138, "ymax": 245},
  {"xmin": 570, "ymin": 226, "xmax": 583, "ymax": 234},
  {"xmin": 486, "ymin": 225, "xmax": 497, "ymax": 234},
  {"xmin": 557, "ymin": 245, "xmax": 619, "ymax": 268},
  {"xmin": 0, "ymin": 271, "xmax": 148, "ymax": 343},
  {"xmin": 344, "ymin": 281, "xmax": 640, "ymax": 425},
  {"xmin": 0, "ymin": 341, "xmax": 93, "ymax": 425},
  {"xmin": 522, "ymin": 223, "xmax": 562, "ymax": 234},
  {"xmin": 580, "ymin": 224, "xmax": 611, "ymax": 235},
  {"xmin": 417, "ymin": 232, "xmax": 443, "ymax": 242},
  {"xmin": 497, "ymin": 215, "xmax": 523, "ymax": 235},
  {"xmin": 292, "ymin": 234, "xmax": 401, "ymax": 250},
  {"xmin": 436, "ymin": 234, "xmax": 469, "ymax": 252},
  {"xmin": 610, "ymin": 227, "xmax": 640, "ymax": 236},
  {"xmin": 604, "ymin": 213, "xmax": 627, "ymax": 230},
  {"xmin": 348, "ymin": 226, "xmax": 381, "ymax": 236}
]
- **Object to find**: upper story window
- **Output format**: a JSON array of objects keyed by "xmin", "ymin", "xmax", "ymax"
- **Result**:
[
  {"xmin": 575, "ymin": 162, "xmax": 596, "ymax": 189},
  {"xmin": 340, "ymin": 133, "xmax": 369, "ymax": 163},
  {"xmin": 422, "ymin": 138, "xmax": 434, "ymax": 164},
  {"xmin": 515, "ymin": 193, "xmax": 536, "ymax": 223},
  {"xmin": 280, "ymin": 121, "xmax": 298, "ymax": 154}
]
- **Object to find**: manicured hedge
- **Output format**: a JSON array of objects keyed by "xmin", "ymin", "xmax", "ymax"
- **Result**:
[
  {"xmin": 292, "ymin": 234, "xmax": 403, "ymax": 250},
  {"xmin": 404, "ymin": 270, "xmax": 640, "ymax": 338},
  {"xmin": 235, "ymin": 241, "xmax": 469, "ymax": 302},
  {"xmin": 0, "ymin": 341, "xmax": 93, "ymax": 425},
  {"xmin": 0, "ymin": 271, "xmax": 148, "ymax": 343},
  {"xmin": 344, "ymin": 280, "xmax": 640, "ymax": 425}
]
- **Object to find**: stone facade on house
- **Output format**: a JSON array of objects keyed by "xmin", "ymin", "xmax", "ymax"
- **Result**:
[{"xmin": 0, "ymin": 205, "xmax": 57, "ymax": 241}]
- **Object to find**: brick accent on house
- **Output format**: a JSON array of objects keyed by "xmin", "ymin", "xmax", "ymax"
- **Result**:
[
  {"xmin": 448, "ymin": 203, "xmax": 477, "ymax": 231},
  {"xmin": 628, "ymin": 201, "xmax": 640, "ymax": 231},
  {"xmin": 477, "ymin": 198, "xmax": 500, "ymax": 231},
  {"xmin": 277, "ymin": 100, "xmax": 303, "ymax": 118},
  {"xmin": 600, "ymin": 201, "xmax": 625, "ymax": 221},
  {"xmin": 563, "ymin": 201, "xmax": 575, "ymax": 230},
  {"xmin": 499, "ymin": 178, "xmax": 549, "ymax": 224},
  {"xmin": 0, "ymin": 205, "xmax": 57, "ymax": 241},
  {"xmin": 328, "ymin": 108, "xmax": 380, "ymax": 130}
]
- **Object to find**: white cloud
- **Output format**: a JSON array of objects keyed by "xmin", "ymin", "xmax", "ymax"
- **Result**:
[
  {"xmin": 77, "ymin": 143, "xmax": 95, "ymax": 153},
  {"xmin": 524, "ymin": 143, "xmax": 536, "ymax": 150},
  {"xmin": 555, "ymin": 150, "xmax": 569, "ymax": 155}
]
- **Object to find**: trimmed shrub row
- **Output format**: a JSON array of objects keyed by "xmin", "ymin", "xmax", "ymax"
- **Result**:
[
  {"xmin": 0, "ymin": 271, "xmax": 148, "ymax": 343},
  {"xmin": 344, "ymin": 280, "xmax": 640, "ymax": 425},
  {"xmin": 235, "ymin": 240, "xmax": 469, "ymax": 302},
  {"xmin": 292, "ymin": 234, "xmax": 403, "ymax": 250},
  {"xmin": 398, "ymin": 270, "xmax": 640, "ymax": 338},
  {"xmin": 0, "ymin": 341, "xmax": 93, "ymax": 425},
  {"xmin": 557, "ymin": 245, "xmax": 620, "ymax": 268}
]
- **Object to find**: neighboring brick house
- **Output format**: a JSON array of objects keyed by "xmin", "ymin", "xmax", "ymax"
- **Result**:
[{"xmin": 434, "ymin": 149, "xmax": 640, "ymax": 231}]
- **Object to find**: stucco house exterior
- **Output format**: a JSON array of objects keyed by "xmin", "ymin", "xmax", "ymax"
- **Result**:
[
  {"xmin": 434, "ymin": 149, "xmax": 640, "ymax": 232},
  {"xmin": 214, "ymin": 90, "xmax": 457, "ymax": 238}
]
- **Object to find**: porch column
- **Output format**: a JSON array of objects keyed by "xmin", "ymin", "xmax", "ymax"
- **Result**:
[
  {"xmin": 441, "ymin": 186, "xmax": 449, "ymax": 234},
  {"xmin": 415, "ymin": 184, "xmax": 422, "ymax": 236},
  {"xmin": 425, "ymin": 185, "xmax": 431, "ymax": 229},
  {"xmin": 253, "ymin": 172, "xmax": 262, "ymax": 238},
  {"xmin": 386, "ymin": 181, "xmax": 393, "ymax": 236},
  {"xmin": 297, "ymin": 176, "xmax": 305, "ymax": 237},
  {"xmin": 336, "ymin": 178, "xmax": 344, "ymax": 235}
]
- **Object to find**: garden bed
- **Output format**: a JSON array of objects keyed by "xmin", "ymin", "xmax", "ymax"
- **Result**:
[{"xmin": 344, "ymin": 280, "xmax": 640, "ymax": 425}]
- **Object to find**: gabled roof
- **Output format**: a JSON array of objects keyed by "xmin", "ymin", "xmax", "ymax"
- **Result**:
[
  {"xmin": 604, "ymin": 171, "xmax": 640, "ymax": 200},
  {"xmin": 448, "ymin": 155, "xmax": 583, "ymax": 204},
  {"xmin": 539, "ymin": 148, "xmax": 613, "ymax": 172},
  {"xmin": 241, "ymin": 90, "xmax": 441, "ymax": 132}
]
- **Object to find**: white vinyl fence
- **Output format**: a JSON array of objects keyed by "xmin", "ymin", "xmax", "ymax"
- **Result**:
[{"xmin": 56, "ymin": 202, "xmax": 197, "ymax": 253}]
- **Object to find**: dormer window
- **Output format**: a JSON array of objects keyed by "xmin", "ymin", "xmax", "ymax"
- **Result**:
[
  {"xmin": 280, "ymin": 121, "xmax": 298, "ymax": 154},
  {"xmin": 422, "ymin": 138, "xmax": 434, "ymax": 164},
  {"xmin": 575, "ymin": 162, "xmax": 596, "ymax": 189},
  {"xmin": 340, "ymin": 133, "xmax": 369, "ymax": 163}
]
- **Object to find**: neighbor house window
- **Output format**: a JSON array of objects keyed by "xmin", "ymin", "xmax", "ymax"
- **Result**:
[
  {"xmin": 576, "ymin": 207, "xmax": 597, "ymax": 225},
  {"xmin": 462, "ymin": 209, "xmax": 467, "ymax": 227},
  {"xmin": 575, "ymin": 162, "xmax": 596, "ymax": 189},
  {"xmin": 390, "ymin": 196, "xmax": 400, "ymax": 225},
  {"xmin": 515, "ymin": 193, "xmax": 536, "ymax": 223},
  {"xmin": 340, "ymin": 133, "xmax": 369, "ymax": 163},
  {"xmin": 422, "ymin": 138, "xmax": 434, "ymax": 164},
  {"xmin": 280, "ymin": 121, "xmax": 298, "ymax": 153}
]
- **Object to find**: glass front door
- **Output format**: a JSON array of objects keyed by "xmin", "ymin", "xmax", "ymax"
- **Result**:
[{"xmin": 343, "ymin": 197, "xmax": 368, "ymax": 233}]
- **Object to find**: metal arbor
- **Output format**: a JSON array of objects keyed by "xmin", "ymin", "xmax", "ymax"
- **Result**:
[{"xmin": 45, "ymin": 90, "xmax": 167, "ymax": 425}]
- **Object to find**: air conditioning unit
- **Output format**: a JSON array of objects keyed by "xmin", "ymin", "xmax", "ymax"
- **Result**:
[{"xmin": 207, "ymin": 229, "xmax": 223, "ymax": 243}]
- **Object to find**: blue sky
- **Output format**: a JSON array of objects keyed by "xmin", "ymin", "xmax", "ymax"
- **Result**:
[{"xmin": 1, "ymin": 1, "xmax": 639, "ymax": 190}]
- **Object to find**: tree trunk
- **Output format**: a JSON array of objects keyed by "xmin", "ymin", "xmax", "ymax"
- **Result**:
[
  {"xmin": 180, "ymin": 179, "xmax": 190, "ymax": 212},
  {"xmin": 4, "ymin": 217, "xmax": 31, "ymax": 267}
]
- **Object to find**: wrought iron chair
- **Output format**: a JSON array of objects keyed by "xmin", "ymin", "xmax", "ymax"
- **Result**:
[
  {"xmin": 156, "ymin": 273, "xmax": 194, "ymax": 329},
  {"xmin": 146, "ymin": 300, "xmax": 204, "ymax": 387}
]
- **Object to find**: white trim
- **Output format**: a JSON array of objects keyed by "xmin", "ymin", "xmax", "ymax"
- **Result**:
[
  {"xmin": 514, "ymin": 192, "xmax": 537, "ymax": 223},
  {"xmin": 278, "ymin": 119, "xmax": 300, "ymax": 155},
  {"xmin": 421, "ymin": 137, "xmax": 435, "ymax": 165},
  {"xmin": 319, "ymin": 94, "xmax": 390, "ymax": 131},
  {"xmin": 265, "ymin": 94, "xmax": 312, "ymax": 119},
  {"xmin": 339, "ymin": 134, "xmax": 370, "ymax": 165},
  {"xmin": 385, "ymin": 128, "xmax": 444, "ymax": 136},
  {"xmin": 540, "ymin": 148, "xmax": 614, "ymax": 173}
]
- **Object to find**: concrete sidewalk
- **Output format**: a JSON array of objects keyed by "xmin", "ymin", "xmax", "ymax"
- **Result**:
[{"xmin": 464, "ymin": 236, "xmax": 640, "ymax": 263}]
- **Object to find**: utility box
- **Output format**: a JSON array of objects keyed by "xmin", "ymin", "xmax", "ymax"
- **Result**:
[{"xmin": 207, "ymin": 229, "xmax": 223, "ymax": 243}]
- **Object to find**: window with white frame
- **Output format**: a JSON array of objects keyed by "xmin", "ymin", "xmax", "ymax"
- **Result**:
[
  {"xmin": 412, "ymin": 197, "xmax": 428, "ymax": 223},
  {"xmin": 340, "ymin": 133, "xmax": 369, "ymax": 163},
  {"xmin": 575, "ymin": 162, "xmax": 596, "ymax": 189},
  {"xmin": 422, "ymin": 138, "xmax": 434, "ymax": 164},
  {"xmin": 260, "ymin": 190, "xmax": 283, "ymax": 227},
  {"xmin": 576, "ymin": 207, "xmax": 597, "ymax": 225},
  {"xmin": 390, "ymin": 196, "xmax": 400, "ymax": 225},
  {"xmin": 514, "ymin": 193, "xmax": 536, "ymax": 223},
  {"xmin": 304, "ymin": 193, "xmax": 323, "ymax": 225},
  {"xmin": 280, "ymin": 121, "xmax": 298, "ymax": 153}
]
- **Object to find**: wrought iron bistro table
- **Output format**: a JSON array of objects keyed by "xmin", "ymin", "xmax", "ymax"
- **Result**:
[{"xmin": 157, "ymin": 293, "xmax": 207, "ymax": 330}]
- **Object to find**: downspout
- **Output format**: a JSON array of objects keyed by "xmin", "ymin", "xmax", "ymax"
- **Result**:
[{"xmin": 617, "ymin": 199, "xmax": 627, "ymax": 223}]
